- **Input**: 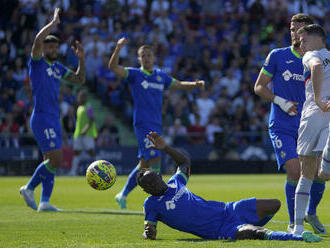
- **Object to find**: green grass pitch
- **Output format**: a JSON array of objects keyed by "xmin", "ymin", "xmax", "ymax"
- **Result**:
[{"xmin": 0, "ymin": 174, "xmax": 329, "ymax": 247}]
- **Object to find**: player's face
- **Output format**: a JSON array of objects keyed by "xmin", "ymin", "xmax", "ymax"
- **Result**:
[
  {"xmin": 43, "ymin": 42, "xmax": 59, "ymax": 61},
  {"xmin": 290, "ymin": 22, "xmax": 306, "ymax": 48},
  {"xmin": 299, "ymin": 33, "xmax": 315, "ymax": 54},
  {"xmin": 138, "ymin": 49, "xmax": 155, "ymax": 70}
]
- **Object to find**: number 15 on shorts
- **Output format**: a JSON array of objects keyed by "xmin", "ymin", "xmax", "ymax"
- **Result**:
[{"xmin": 44, "ymin": 128, "xmax": 56, "ymax": 139}]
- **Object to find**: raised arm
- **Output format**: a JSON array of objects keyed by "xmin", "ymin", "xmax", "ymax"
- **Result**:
[
  {"xmin": 108, "ymin": 38, "xmax": 127, "ymax": 78},
  {"xmin": 171, "ymin": 79, "xmax": 205, "ymax": 90},
  {"xmin": 32, "ymin": 8, "xmax": 60, "ymax": 59},
  {"xmin": 147, "ymin": 131, "xmax": 191, "ymax": 172},
  {"xmin": 309, "ymin": 57, "xmax": 330, "ymax": 112},
  {"xmin": 64, "ymin": 40, "xmax": 86, "ymax": 84},
  {"xmin": 254, "ymin": 69, "xmax": 298, "ymax": 116}
]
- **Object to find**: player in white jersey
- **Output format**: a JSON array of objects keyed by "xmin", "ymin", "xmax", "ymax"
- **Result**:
[{"xmin": 294, "ymin": 24, "xmax": 330, "ymax": 235}]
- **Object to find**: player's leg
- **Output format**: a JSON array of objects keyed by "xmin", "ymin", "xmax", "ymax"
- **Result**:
[
  {"xmin": 319, "ymin": 129, "xmax": 330, "ymax": 179},
  {"xmin": 294, "ymin": 155, "xmax": 318, "ymax": 234},
  {"xmin": 255, "ymin": 199, "xmax": 281, "ymax": 224},
  {"xmin": 269, "ymin": 130, "xmax": 299, "ymax": 231},
  {"xmin": 236, "ymin": 224, "xmax": 321, "ymax": 242},
  {"xmin": 69, "ymin": 137, "xmax": 83, "ymax": 176}
]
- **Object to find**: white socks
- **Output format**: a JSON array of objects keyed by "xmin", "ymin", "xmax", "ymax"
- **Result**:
[{"xmin": 294, "ymin": 177, "xmax": 313, "ymax": 234}]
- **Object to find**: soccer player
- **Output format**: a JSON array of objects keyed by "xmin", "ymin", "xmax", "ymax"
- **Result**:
[
  {"xmin": 109, "ymin": 37, "xmax": 204, "ymax": 209},
  {"xmin": 19, "ymin": 8, "xmax": 86, "ymax": 211},
  {"xmin": 69, "ymin": 90, "xmax": 98, "ymax": 176},
  {"xmin": 293, "ymin": 24, "xmax": 330, "ymax": 235},
  {"xmin": 138, "ymin": 132, "xmax": 322, "ymax": 243},
  {"xmin": 254, "ymin": 14, "xmax": 326, "ymax": 233}
]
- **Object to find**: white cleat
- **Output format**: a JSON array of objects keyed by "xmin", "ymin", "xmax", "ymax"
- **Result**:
[
  {"xmin": 304, "ymin": 215, "xmax": 327, "ymax": 234},
  {"xmin": 287, "ymin": 224, "xmax": 294, "ymax": 233},
  {"xmin": 19, "ymin": 185, "xmax": 37, "ymax": 210},
  {"xmin": 37, "ymin": 202, "xmax": 60, "ymax": 212}
]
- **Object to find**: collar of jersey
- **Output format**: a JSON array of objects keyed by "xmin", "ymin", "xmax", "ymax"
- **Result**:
[
  {"xmin": 290, "ymin": 46, "xmax": 302, "ymax": 59},
  {"xmin": 140, "ymin": 67, "xmax": 154, "ymax": 76},
  {"xmin": 44, "ymin": 58, "xmax": 54, "ymax": 66}
]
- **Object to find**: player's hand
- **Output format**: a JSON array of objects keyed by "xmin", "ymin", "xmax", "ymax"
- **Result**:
[
  {"xmin": 273, "ymin": 96, "xmax": 298, "ymax": 116},
  {"xmin": 116, "ymin": 38, "xmax": 127, "ymax": 49},
  {"xmin": 147, "ymin": 131, "xmax": 167, "ymax": 150},
  {"xmin": 142, "ymin": 223, "xmax": 157, "ymax": 240},
  {"xmin": 195, "ymin": 80, "xmax": 205, "ymax": 89},
  {"xmin": 316, "ymin": 99, "xmax": 330, "ymax": 112},
  {"xmin": 72, "ymin": 40, "xmax": 85, "ymax": 60},
  {"xmin": 52, "ymin": 8, "xmax": 60, "ymax": 25}
]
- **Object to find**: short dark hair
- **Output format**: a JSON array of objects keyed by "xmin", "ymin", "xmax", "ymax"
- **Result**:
[
  {"xmin": 136, "ymin": 168, "xmax": 149, "ymax": 186},
  {"xmin": 291, "ymin": 13, "xmax": 313, "ymax": 25},
  {"xmin": 137, "ymin": 45, "xmax": 154, "ymax": 55},
  {"xmin": 43, "ymin": 35, "xmax": 60, "ymax": 44},
  {"xmin": 298, "ymin": 24, "xmax": 327, "ymax": 43}
]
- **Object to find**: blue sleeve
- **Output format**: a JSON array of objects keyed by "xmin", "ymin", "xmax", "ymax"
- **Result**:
[
  {"xmin": 144, "ymin": 198, "xmax": 158, "ymax": 226},
  {"xmin": 167, "ymin": 172, "xmax": 188, "ymax": 186},
  {"xmin": 162, "ymin": 72, "xmax": 175, "ymax": 89},
  {"xmin": 262, "ymin": 49, "xmax": 277, "ymax": 78},
  {"xmin": 124, "ymin": 67, "xmax": 136, "ymax": 85},
  {"xmin": 57, "ymin": 62, "xmax": 70, "ymax": 79}
]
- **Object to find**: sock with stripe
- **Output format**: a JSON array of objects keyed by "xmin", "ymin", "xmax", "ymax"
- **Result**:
[{"xmin": 295, "ymin": 177, "xmax": 313, "ymax": 228}]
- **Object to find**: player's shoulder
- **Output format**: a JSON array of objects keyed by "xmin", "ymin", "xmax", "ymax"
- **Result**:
[
  {"xmin": 303, "ymin": 50, "xmax": 320, "ymax": 64},
  {"xmin": 269, "ymin": 46, "xmax": 291, "ymax": 56}
]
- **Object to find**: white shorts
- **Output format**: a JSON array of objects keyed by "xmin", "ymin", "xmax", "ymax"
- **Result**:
[
  {"xmin": 297, "ymin": 110, "xmax": 330, "ymax": 156},
  {"xmin": 73, "ymin": 136, "xmax": 95, "ymax": 151}
]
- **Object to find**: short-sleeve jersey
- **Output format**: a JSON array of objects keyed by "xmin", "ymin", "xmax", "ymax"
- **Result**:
[
  {"xmin": 143, "ymin": 173, "xmax": 227, "ymax": 240},
  {"xmin": 29, "ymin": 57, "xmax": 69, "ymax": 118},
  {"xmin": 73, "ymin": 104, "xmax": 98, "ymax": 139},
  {"xmin": 124, "ymin": 67, "xmax": 174, "ymax": 127},
  {"xmin": 302, "ymin": 48, "xmax": 330, "ymax": 116},
  {"xmin": 262, "ymin": 46, "xmax": 305, "ymax": 134}
]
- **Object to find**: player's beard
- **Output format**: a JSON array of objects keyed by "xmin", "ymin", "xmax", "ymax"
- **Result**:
[
  {"xmin": 292, "ymin": 38, "xmax": 300, "ymax": 49},
  {"xmin": 45, "ymin": 52, "xmax": 58, "ymax": 62}
]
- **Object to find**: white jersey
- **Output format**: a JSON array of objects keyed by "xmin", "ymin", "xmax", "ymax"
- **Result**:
[{"xmin": 302, "ymin": 48, "xmax": 330, "ymax": 116}]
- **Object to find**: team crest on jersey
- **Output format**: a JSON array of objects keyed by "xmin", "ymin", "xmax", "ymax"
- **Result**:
[
  {"xmin": 150, "ymin": 150, "xmax": 155, "ymax": 156},
  {"xmin": 281, "ymin": 151, "xmax": 286, "ymax": 159},
  {"xmin": 49, "ymin": 141, "xmax": 55, "ymax": 148},
  {"xmin": 156, "ymin": 75, "xmax": 162, "ymax": 82}
]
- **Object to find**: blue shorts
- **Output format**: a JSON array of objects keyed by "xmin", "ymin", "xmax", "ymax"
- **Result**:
[
  {"xmin": 134, "ymin": 124, "xmax": 162, "ymax": 161},
  {"xmin": 219, "ymin": 198, "xmax": 273, "ymax": 240},
  {"xmin": 269, "ymin": 129, "xmax": 298, "ymax": 170},
  {"xmin": 30, "ymin": 112, "xmax": 62, "ymax": 154}
]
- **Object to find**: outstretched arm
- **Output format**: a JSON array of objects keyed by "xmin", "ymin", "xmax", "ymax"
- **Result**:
[
  {"xmin": 108, "ymin": 38, "xmax": 127, "ymax": 78},
  {"xmin": 64, "ymin": 40, "xmax": 86, "ymax": 84},
  {"xmin": 32, "ymin": 8, "xmax": 60, "ymax": 59},
  {"xmin": 171, "ymin": 79, "xmax": 205, "ymax": 90}
]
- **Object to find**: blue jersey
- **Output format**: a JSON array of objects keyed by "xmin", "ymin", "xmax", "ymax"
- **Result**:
[
  {"xmin": 124, "ymin": 67, "xmax": 174, "ymax": 127},
  {"xmin": 262, "ymin": 46, "xmax": 305, "ymax": 134},
  {"xmin": 144, "ymin": 173, "xmax": 228, "ymax": 239},
  {"xmin": 29, "ymin": 57, "xmax": 69, "ymax": 118}
]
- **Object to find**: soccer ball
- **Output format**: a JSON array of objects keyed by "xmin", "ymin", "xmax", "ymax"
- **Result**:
[{"xmin": 86, "ymin": 160, "xmax": 117, "ymax": 190}]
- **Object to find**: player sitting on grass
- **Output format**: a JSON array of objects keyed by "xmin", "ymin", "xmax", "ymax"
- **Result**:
[{"xmin": 137, "ymin": 132, "xmax": 322, "ymax": 242}]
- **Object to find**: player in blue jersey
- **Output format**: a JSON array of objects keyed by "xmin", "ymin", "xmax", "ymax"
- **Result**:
[
  {"xmin": 109, "ymin": 37, "xmax": 205, "ymax": 209},
  {"xmin": 19, "ymin": 8, "xmax": 86, "ymax": 211},
  {"xmin": 254, "ymin": 14, "xmax": 326, "ymax": 234},
  {"xmin": 137, "ymin": 132, "xmax": 321, "ymax": 242}
]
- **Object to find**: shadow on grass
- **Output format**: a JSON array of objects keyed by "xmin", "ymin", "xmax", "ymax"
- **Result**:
[
  {"xmin": 176, "ymin": 238, "xmax": 235, "ymax": 243},
  {"xmin": 60, "ymin": 209, "xmax": 144, "ymax": 216}
]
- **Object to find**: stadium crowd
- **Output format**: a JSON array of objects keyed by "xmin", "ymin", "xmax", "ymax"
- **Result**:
[{"xmin": 0, "ymin": 0, "xmax": 329, "ymax": 159}]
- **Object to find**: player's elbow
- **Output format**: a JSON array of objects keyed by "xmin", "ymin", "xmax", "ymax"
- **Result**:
[{"xmin": 254, "ymin": 83, "xmax": 261, "ymax": 96}]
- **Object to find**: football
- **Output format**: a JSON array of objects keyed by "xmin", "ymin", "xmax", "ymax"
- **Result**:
[{"xmin": 86, "ymin": 160, "xmax": 117, "ymax": 190}]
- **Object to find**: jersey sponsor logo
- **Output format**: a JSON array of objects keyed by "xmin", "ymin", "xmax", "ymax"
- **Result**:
[
  {"xmin": 282, "ymin": 70, "xmax": 304, "ymax": 82},
  {"xmin": 141, "ymin": 80, "xmax": 164, "ymax": 91},
  {"xmin": 285, "ymin": 60, "xmax": 294, "ymax": 64},
  {"xmin": 46, "ymin": 67, "xmax": 61, "ymax": 79}
]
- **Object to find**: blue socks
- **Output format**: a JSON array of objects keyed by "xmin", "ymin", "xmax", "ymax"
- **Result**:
[
  {"xmin": 285, "ymin": 179, "xmax": 297, "ymax": 224},
  {"xmin": 265, "ymin": 230, "xmax": 303, "ymax": 241},
  {"xmin": 27, "ymin": 160, "xmax": 56, "ymax": 202},
  {"xmin": 121, "ymin": 165, "xmax": 140, "ymax": 197},
  {"xmin": 308, "ymin": 179, "xmax": 326, "ymax": 216}
]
